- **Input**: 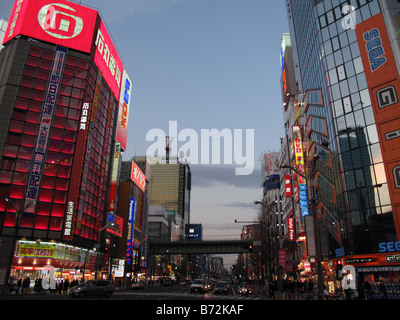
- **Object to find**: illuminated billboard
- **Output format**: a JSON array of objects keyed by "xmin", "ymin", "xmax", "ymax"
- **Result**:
[
  {"xmin": 131, "ymin": 161, "xmax": 146, "ymax": 193},
  {"xmin": 116, "ymin": 70, "xmax": 132, "ymax": 151},
  {"xmin": 4, "ymin": 0, "xmax": 123, "ymax": 99}
]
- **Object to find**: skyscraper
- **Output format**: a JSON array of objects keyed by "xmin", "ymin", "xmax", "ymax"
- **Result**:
[
  {"xmin": 0, "ymin": 0, "xmax": 131, "ymax": 284},
  {"xmin": 283, "ymin": 0, "xmax": 400, "ymax": 293}
]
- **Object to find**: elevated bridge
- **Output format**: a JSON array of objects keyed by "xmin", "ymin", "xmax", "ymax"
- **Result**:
[{"xmin": 148, "ymin": 240, "xmax": 253, "ymax": 255}]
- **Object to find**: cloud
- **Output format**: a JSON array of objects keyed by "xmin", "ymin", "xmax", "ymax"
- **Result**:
[{"xmin": 190, "ymin": 164, "xmax": 262, "ymax": 189}]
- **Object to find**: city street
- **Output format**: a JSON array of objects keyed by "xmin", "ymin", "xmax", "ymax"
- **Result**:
[{"xmin": 0, "ymin": 283, "xmax": 266, "ymax": 301}]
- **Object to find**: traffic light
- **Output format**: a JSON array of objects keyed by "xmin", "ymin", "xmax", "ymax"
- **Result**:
[
  {"xmin": 337, "ymin": 259, "xmax": 343, "ymax": 270},
  {"xmin": 248, "ymin": 245, "xmax": 253, "ymax": 253}
]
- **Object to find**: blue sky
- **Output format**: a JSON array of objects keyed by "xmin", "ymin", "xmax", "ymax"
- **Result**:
[{"xmin": 1, "ymin": 0, "xmax": 289, "ymax": 259}]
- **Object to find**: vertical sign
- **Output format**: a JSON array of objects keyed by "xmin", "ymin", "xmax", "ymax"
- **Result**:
[
  {"xmin": 116, "ymin": 69, "xmax": 132, "ymax": 151},
  {"xmin": 285, "ymin": 175, "xmax": 292, "ymax": 197},
  {"xmin": 288, "ymin": 217, "xmax": 295, "ymax": 241},
  {"xmin": 24, "ymin": 45, "xmax": 67, "ymax": 215},
  {"xmin": 126, "ymin": 198, "xmax": 135, "ymax": 266},
  {"xmin": 131, "ymin": 161, "xmax": 146, "ymax": 193},
  {"xmin": 356, "ymin": 13, "xmax": 400, "ymax": 238},
  {"xmin": 108, "ymin": 142, "xmax": 121, "ymax": 211},
  {"xmin": 293, "ymin": 126, "xmax": 309, "ymax": 222}
]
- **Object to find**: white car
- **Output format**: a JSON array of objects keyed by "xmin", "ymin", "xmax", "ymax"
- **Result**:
[{"xmin": 190, "ymin": 279, "xmax": 208, "ymax": 293}]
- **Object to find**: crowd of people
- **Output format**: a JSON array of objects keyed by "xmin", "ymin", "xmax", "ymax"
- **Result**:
[{"xmin": 7, "ymin": 276, "xmax": 83, "ymax": 294}]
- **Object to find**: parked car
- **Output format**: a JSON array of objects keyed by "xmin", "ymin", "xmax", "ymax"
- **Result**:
[
  {"xmin": 69, "ymin": 280, "xmax": 114, "ymax": 298},
  {"xmin": 214, "ymin": 281, "xmax": 230, "ymax": 294},
  {"xmin": 190, "ymin": 279, "xmax": 209, "ymax": 293}
]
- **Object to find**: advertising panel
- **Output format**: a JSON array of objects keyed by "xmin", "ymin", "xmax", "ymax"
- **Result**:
[
  {"xmin": 293, "ymin": 126, "xmax": 309, "ymax": 222},
  {"xmin": 116, "ymin": 69, "xmax": 132, "ymax": 151},
  {"xmin": 106, "ymin": 212, "xmax": 123, "ymax": 238},
  {"xmin": 126, "ymin": 198, "xmax": 135, "ymax": 266},
  {"xmin": 4, "ymin": 0, "xmax": 124, "ymax": 99},
  {"xmin": 356, "ymin": 13, "xmax": 400, "ymax": 237},
  {"xmin": 24, "ymin": 45, "xmax": 67, "ymax": 215},
  {"xmin": 131, "ymin": 161, "xmax": 146, "ymax": 193},
  {"xmin": 185, "ymin": 224, "xmax": 202, "ymax": 241},
  {"xmin": 108, "ymin": 142, "xmax": 121, "ymax": 211},
  {"xmin": 3, "ymin": 0, "xmax": 97, "ymax": 54}
]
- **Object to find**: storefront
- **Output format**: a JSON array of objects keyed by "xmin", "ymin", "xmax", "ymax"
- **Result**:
[
  {"xmin": 324, "ymin": 249, "xmax": 400, "ymax": 299},
  {"xmin": 9, "ymin": 240, "xmax": 99, "ymax": 288}
]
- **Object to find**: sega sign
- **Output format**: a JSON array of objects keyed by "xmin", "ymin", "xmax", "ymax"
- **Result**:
[
  {"xmin": 378, "ymin": 241, "xmax": 400, "ymax": 253},
  {"xmin": 363, "ymin": 28, "xmax": 387, "ymax": 72},
  {"xmin": 4, "ymin": 0, "xmax": 124, "ymax": 99}
]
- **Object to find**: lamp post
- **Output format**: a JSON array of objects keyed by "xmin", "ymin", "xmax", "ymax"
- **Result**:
[{"xmin": 281, "ymin": 155, "xmax": 324, "ymax": 299}]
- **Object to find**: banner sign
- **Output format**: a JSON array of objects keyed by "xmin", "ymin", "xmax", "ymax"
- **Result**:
[
  {"xmin": 24, "ymin": 45, "xmax": 67, "ymax": 215},
  {"xmin": 126, "ymin": 199, "xmax": 136, "ymax": 266}
]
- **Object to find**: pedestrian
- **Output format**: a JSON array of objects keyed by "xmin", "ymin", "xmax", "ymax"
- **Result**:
[
  {"xmin": 16, "ymin": 278, "xmax": 22, "ymax": 294},
  {"xmin": 63, "ymin": 278, "xmax": 70, "ymax": 294},
  {"xmin": 379, "ymin": 280, "xmax": 388, "ymax": 299},
  {"xmin": 364, "ymin": 280, "xmax": 372, "ymax": 300},
  {"xmin": 58, "ymin": 279, "xmax": 63, "ymax": 294}
]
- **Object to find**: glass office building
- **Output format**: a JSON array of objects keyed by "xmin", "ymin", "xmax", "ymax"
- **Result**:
[{"xmin": 286, "ymin": 0, "xmax": 400, "ymax": 261}]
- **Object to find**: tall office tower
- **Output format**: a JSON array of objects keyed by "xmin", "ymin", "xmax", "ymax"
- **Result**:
[
  {"xmin": 146, "ymin": 162, "xmax": 191, "ymax": 238},
  {"xmin": 285, "ymin": 0, "xmax": 400, "ymax": 262},
  {"xmin": 0, "ymin": 0, "xmax": 132, "ymax": 283}
]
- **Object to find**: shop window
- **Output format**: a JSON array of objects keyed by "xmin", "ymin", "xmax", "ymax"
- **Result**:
[
  {"xmin": 61, "ymin": 75, "xmax": 74, "ymax": 86},
  {"xmin": 3, "ymin": 213, "xmax": 16, "ymax": 227},
  {"xmin": 42, "ymin": 176, "xmax": 56, "ymax": 189},
  {"xmin": 42, "ymin": 49, "xmax": 54, "ymax": 60},
  {"xmin": 53, "ymin": 117, "xmax": 66, "ymax": 129},
  {"xmin": 62, "ymin": 142, "xmax": 75, "ymax": 154},
  {"xmin": 0, "ymin": 170, "xmax": 13, "ymax": 184},
  {"xmin": 55, "ymin": 106, "xmax": 68, "ymax": 118},
  {"xmin": 36, "ymin": 69, "xmax": 50, "ymax": 80},
  {"xmin": 49, "ymin": 217, "xmax": 63, "ymax": 231},
  {"xmin": 75, "ymin": 69, "xmax": 87, "ymax": 79},
  {"xmin": 58, "ymin": 166, "xmax": 71, "ymax": 179},
  {"xmin": 12, "ymin": 172, "xmax": 28, "ymax": 186},
  {"xmin": 37, "ymin": 202, "xmax": 51, "ymax": 216},
  {"xmin": 39, "ymin": 189, "xmax": 53, "ymax": 203},
  {"xmin": 59, "ymin": 85, "xmax": 72, "ymax": 97},
  {"xmin": 67, "ymin": 108, "xmax": 80, "ymax": 121},
  {"xmin": 9, "ymin": 120, "xmax": 24, "ymax": 133},
  {"xmin": 0, "ymin": 158, "xmax": 16, "ymax": 171},
  {"xmin": 18, "ymin": 147, "xmax": 33, "ymax": 160},
  {"xmin": 63, "ymin": 66, "xmax": 75, "ymax": 76},
  {"xmin": 9, "ymin": 186, "xmax": 25, "ymax": 199},
  {"xmin": 20, "ymin": 135, "xmax": 35, "ymax": 148},
  {"xmin": 73, "ymin": 78, "xmax": 85, "ymax": 89},
  {"xmin": 23, "ymin": 123, "xmax": 38, "ymax": 136},
  {"xmin": 66, "ymin": 56, "xmax": 77, "ymax": 67},
  {"xmin": 25, "ymin": 55, "xmax": 39, "ymax": 68},
  {"xmin": 77, "ymin": 59, "xmax": 89, "ymax": 69},
  {"xmin": 34, "ymin": 216, "xmax": 49, "ymax": 230},
  {"xmin": 14, "ymin": 160, "xmax": 30, "ymax": 173},
  {"xmin": 69, "ymin": 98, "xmax": 81, "ymax": 110},
  {"xmin": 29, "ymin": 46, "xmax": 41, "ymax": 57},
  {"xmin": 39, "ymin": 59, "xmax": 52, "ymax": 70},
  {"xmin": 59, "ymin": 154, "xmax": 73, "ymax": 166},
  {"xmin": 55, "ymin": 178, "xmax": 69, "ymax": 191},
  {"xmin": 12, "ymin": 111, "xmax": 26, "ymax": 122},
  {"xmin": 26, "ymin": 111, "xmax": 40, "ymax": 124},
  {"xmin": 50, "ymin": 128, "xmax": 64, "ymax": 140},
  {"xmin": 15, "ymin": 98, "xmax": 29, "ymax": 111},
  {"xmin": 63, "ymin": 131, "xmax": 76, "ymax": 143},
  {"xmin": 17, "ymin": 87, "xmax": 31, "ymax": 99},
  {"xmin": 46, "ymin": 152, "xmax": 60, "ymax": 164},
  {"xmin": 35, "ymin": 79, "xmax": 48, "ymax": 91},
  {"xmin": 65, "ymin": 119, "xmax": 78, "ymax": 131},
  {"xmin": 31, "ymin": 90, "xmax": 45, "ymax": 102},
  {"xmin": 44, "ymin": 164, "xmax": 58, "ymax": 177},
  {"xmin": 53, "ymin": 191, "xmax": 67, "ymax": 204},
  {"xmin": 29, "ymin": 100, "xmax": 42, "ymax": 113},
  {"xmin": 3, "ymin": 145, "xmax": 18, "ymax": 158},
  {"xmin": 23, "ymin": 66, "xmax": 36, "ymax": 77},
  {"xmin": 6, "ymin": 134, "xmax": 21, "ymax": 146},
  {"xmin": 57, "ymin": 96, "xmax": 70, "ymax": 107},
  {"xmin": 19, "ymin": 215, "xmax": 34, "ymax": 228},
  {"xmin": 71, "ymin": 88, "xmax": 83, "ymax": 99},
  {"xmin": 51, "ymin": 204, "xmax": 65, "ymax": 217},
  {"xmin": 20, "ymin": 76, "xmax": 34, "ymax": 88}
]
